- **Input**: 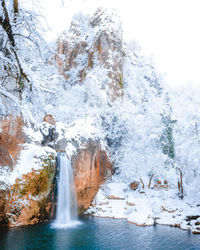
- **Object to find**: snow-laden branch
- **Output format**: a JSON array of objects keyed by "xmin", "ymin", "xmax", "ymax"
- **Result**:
[
  {"xmin": 38, "ymin": 86, "xmax": 56, "ymax": 93},
  {"xmin": 0, "ymin": 0, "xmax": 30, "ymax": 84},
  {"xmin": 0, "ymin": 76, "xmax": 7, "ymax": 86},
  {"xmin": 13, "ymin": 33, "xmax": 43, "ymax": 58},
  {"xmin": 0, "ymin": 86, "xmax": 19, "ymax": 105}
]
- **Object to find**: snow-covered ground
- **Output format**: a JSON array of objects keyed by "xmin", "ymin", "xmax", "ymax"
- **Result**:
[{"xmin": 88, "ymin": 181, "xmax": 200, "ymax": 234}]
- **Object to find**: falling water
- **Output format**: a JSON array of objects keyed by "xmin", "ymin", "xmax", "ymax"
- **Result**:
[{"xmin": 52, "ymin": 152, "xmax": 79, "ymax": 228}]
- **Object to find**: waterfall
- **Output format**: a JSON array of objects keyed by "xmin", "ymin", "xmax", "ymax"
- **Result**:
[{"xmin": 52, "ymin": 152, "xmax": 79, "ymax": 228}]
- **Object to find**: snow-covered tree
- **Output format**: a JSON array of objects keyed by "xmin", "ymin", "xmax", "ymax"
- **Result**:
[
  {"xmin": 171, "ymin": 86, "xmax": 200, "ymax": 202},
  {"xmin": 0, "ymin": 0, "xmax": 47, "ymax": 93}
]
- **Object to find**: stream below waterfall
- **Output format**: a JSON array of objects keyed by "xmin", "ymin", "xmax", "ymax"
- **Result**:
[{"xmin": 1, "ymin": 217, "xmax": 200, "ymax": 250}]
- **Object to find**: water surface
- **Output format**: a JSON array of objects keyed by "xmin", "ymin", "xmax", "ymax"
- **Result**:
[{"xmin": 0, "ymin": 217, "xmax": 200, "ymax": 250}]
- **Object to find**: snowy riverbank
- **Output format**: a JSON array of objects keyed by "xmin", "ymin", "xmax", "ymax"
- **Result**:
[{"xmin": 87, "ymin": 181, "xmax": 200, "ymax": 234}]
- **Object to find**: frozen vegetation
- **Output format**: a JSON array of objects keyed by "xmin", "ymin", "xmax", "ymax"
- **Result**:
[{"xmin": 0, "ymin": 2, "xmax": 200, "ymax": 233}]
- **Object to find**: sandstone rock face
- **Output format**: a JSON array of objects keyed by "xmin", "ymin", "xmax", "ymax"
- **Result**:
[
  {"xmin": 0, "ymin": 115, "xmax": 58, "ymax": 227},
  {"xmin": 72, "ymin": 141, "xmax": 112, "ymax": 211},
  {"xmin": 0, "ymin": 152, "xmax": 56, "ymax": 227},
  {"xmin": 0, "ymin": 115, "xmax": 25, "ymax": 168},
  {"xmin": 0, "ymin": 190, "xmax": 7, "ymax": 224},
  {"xmin": 56, "ymin": 8, "xmax": 124, "ymax": 100}
]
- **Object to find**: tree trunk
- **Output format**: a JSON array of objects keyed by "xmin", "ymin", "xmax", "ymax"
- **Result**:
[
  {"xmin": 13, "ymin": 0, "xmax": 19, "ymax": 23},
  {"xmin": 148, "ymin": 174, "xmax": 154, "ymax": 189},
  {"xmin": 177, "ymin": 167, "xmax": 183, "ymax": 199},
  {"xmin": 0, "ymin": 0, "xmax": 29, "ymax": 84},
  {"xmin": 14, "ymin": 0, "xmax": 19, "ymax": 14}
]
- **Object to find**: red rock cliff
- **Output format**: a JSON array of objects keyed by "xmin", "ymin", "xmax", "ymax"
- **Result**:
[
  {"xmin": 73, "ymin": 141, "xmax": 113, "ymax": 211},
  {"xmin": 0, "ymin": 115, "xmax": 25, "ymax": 168}
]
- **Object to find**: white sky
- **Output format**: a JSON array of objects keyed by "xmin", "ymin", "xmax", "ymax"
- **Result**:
[{"xmin": 35, "ymin": 0, "xmax": 200, "ymax": 87}]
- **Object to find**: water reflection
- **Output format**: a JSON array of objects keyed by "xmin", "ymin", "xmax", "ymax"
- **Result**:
[
  {"xmin": 2, "ymin": 223, "xmax": 56, "ymax": 250},
  {"xmin": 4, "ymin": 226, "xmax": 26, "ymax": 250},
  {"xmin": 0, "ymin": 217, "xmax": 200, "ymax": 250}
]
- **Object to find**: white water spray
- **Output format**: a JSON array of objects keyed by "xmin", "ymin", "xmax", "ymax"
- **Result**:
[{"xmin": 52, "ymin": 152, "xmax": 79, "ymax": 228}]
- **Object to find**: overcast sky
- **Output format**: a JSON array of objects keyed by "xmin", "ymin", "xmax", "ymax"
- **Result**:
[{"xmin": 36, "ymin": 0, "xmax": 200, "ymax": 88}]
